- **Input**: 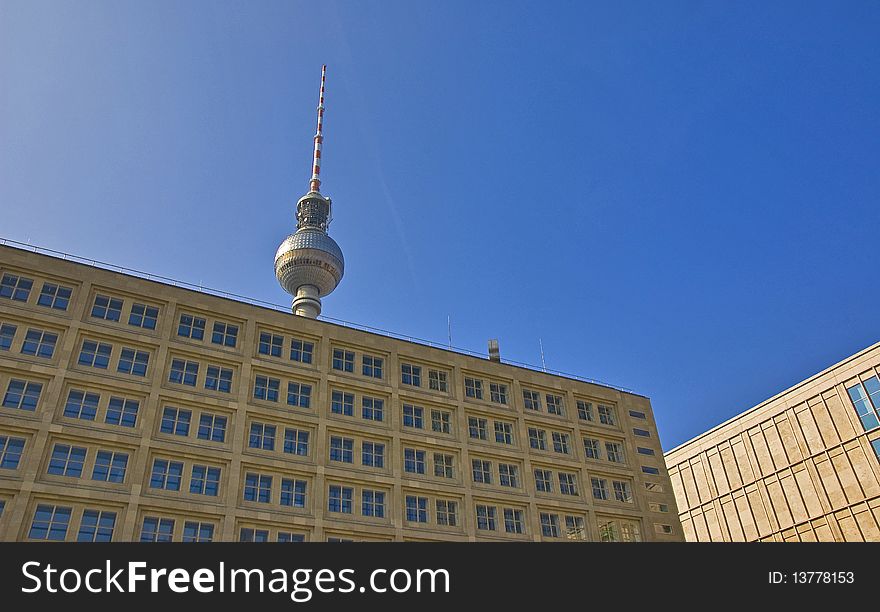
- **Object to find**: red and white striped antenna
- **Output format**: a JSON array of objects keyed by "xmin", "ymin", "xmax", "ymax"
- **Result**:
[{"xmin": 309, "ymin": 65, "xmax": 327, "ymax": 193}]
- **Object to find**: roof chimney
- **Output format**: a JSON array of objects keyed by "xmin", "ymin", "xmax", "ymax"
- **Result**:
[{"xmin": 488, "ymin": 339, "xmax": 500, "ymax": 362}]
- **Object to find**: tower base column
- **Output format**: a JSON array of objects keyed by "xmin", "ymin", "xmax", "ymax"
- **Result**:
[{"xmin": 292, "ymin": 285, "xmax": 322, "ymax": 318}]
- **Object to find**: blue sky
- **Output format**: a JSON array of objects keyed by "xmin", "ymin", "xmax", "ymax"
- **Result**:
[{"xmin": 2, "ymin": 1, "xmax": 879, "ymax": 450}]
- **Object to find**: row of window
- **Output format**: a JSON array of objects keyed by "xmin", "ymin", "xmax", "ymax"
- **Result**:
[
  {"xmin": 1, "ymin": 274, "xmax": 71, "ymax": 310},
  {"xmin": 22, "ymin": 502, "xmax": 645, "ymax": 542},
  {"xmin": 0, "ymin": 274, "xmax": 652, "ymax": 432}
]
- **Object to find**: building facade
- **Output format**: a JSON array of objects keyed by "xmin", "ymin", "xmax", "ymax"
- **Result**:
[
  {"xmin": 665, "ymin": 342, "xmax": 880, "ymax": 541},
  {"xmin": 0, "ymin": 244, "xmax": 681, "ymax": 542}
]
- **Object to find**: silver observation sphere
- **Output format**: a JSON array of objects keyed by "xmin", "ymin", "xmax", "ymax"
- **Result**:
[{"xmin": 274, "ymin": 228, "xmax": 345, "ymax": 299}]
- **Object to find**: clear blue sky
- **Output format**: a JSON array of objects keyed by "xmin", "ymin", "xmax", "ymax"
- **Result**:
[{"xmin": 2, "ymin": 1, "xmax": 879, "ymax": 450}]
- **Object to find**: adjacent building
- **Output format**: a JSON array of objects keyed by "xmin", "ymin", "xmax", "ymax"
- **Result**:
[{"xmin": 665, "ymin": 341, "xmax": 880, "ymax": 541}]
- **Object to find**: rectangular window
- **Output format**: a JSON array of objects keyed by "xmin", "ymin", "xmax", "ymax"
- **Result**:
[
  {"xmin": 2, "ymin": 379, "xmax": 42, "ymax": 410},
  {"xmin": 591, "ymin": 477, "xmax": 608, "ymax": 500},
  {"xmin": 249, "ymin": 423, "xmax": 276, "ymax": 451},
  {"xmin": 362, "ymin": 490, "xmax": 385, "ymax": 518},
  {"xmin": 328, "ymin": 485, "xmax": 353, "ymax": 514},
  {"xmin": 523, "ymin": 389, "xmax": 541, "ymax": 411},
  {"xmin": 149, "ymin": 459, "xmax": 183, "ymax": 491},
  {"xmin": 468, "ymin": 416, "xmax": 488, "ymax": 440},
  {"xmin": 78, "ymin": 340, "xmax": 112, "ymax": 369},
  {"xmin": 583, "ymin": 438, "xmax": 601, "ymax": 459},
  {"xmin": 211, "ymin": 322, "xmax": 238, "ymax": 347},
  {"xmin": 633, "ymin": 428, "xmax": 651, "ymax": 438},
  {"xmin": 362, "ymin": 396, "xmax": 383, "ymax": 421},
  {"xmin": 290, "ymin": 339, "xmax": 314, "ymax": 364},
  {"xmin": 872, "ymin": 438, "xmax": 880, "ymax": 462},
  {"xmin": 190, "ymin": 465, "xmax": 221, "ymax": 496},
  {"xmin": 287, "ymin": 382, "xmax": 312, "ymax": 408},
  {"xmin": 499, "ymin": 463, "xmax": 519, "ymax": 487},
  {"xmin": 489, "ymin": 382, "xmax": 508, "ymax": 405},
  {"xmin": 577, "ymin": 400, "xmax": 594, "ymax": 421},
  {"xmin": 243, "ymin": 473, "xmax": 272, "ymax": 503},
  {"xmin": 433, "ymin": 453, "xmax": 454, "ymax": 478},
  {"xmin": 546, "ymin": 394, "xmax": 564, "ymax": 416},
  {"xmin": 475, "ymin": 505, "xmax": 496, "ymax": 531},
  {"xmin": 629, "ymin": 410, "xmax": 647, "ymax": 420},
  {"xmin": 598, "ymin": 405, "xmax": 616, "ymax": 426},
  {"xmin": 0, "ymin": 323, "xmax": 15, "ymax": 351},
  {"xmin": 362, "ymin": 355, "xmax": 383, "ymax": 378},
  {"xmin": 91, "ymin": 450, "xmax": 128, "ymax": 483},
  {"xmin": 63, "ymin": 389, "xmax": 100, "ymax": 421},
  {"xmin": 540, "ymin": 512, "xmax": 560, "ymax": 538},
  {"xmin": 362, "ymin": 442, "xmax": 385, "ymax": 468},
  {"xmin": 91, "ymin": 295, "xmax": 123, "ymax": 321},
  {"xmin": 141, "ymin": 517, "xmax": 175, "ymax": 542},
  {"xmin": 331, "ymin": 390, "xmax": 354, "ymax": 416},
  {"xmin": 0, "ymin": 436, "xmax": 25, "ymax": 469},
  {"xmin": 436, "ymin": 500, "xmax": 457, "ymax": 526},
  {"xmin": 847, "ymin": 378, "xmax": 880, "ymax": 431},
  {"xmin": 169, "ymin": 358, "xmax": 199, "ymax": 386},
  {"xmin": 613, "ymin": 480, "xmax": 633, "ymax": 503},
  {"xmin": 277, "ymin": 532, "xmax": 305, "ymax": 543},
  {"xmin": 77, "ymin": 510, "xmax": 116, "ymax": 542},
  {"xmin": 535, "ymin": 469, "xmax": 552, "ymax": 493},
  {"xmin": 281, "ymin": 479, "xmax": 307, "ymax": 508},
  {"xmin": 404, "ymin": 448, "xmax": 426, "ymax": 474},
  {"xmin": 504, "ymin": 508, "xmax": 524, "ymax": 534},
  {"xmin": 401, "ymin": 363, "xmax": 421, "ymax": 387},
  {"xmin": 565, "ymin": 515, "xmax": 586, "ymax": 540},
  {"xmin": 464, "ymin": 377, "xmax": 483, "ymax": 400},
  {"xmin": 428, "ymin": 370, "xmax": 448, "ymax": 392},
  {"xmin": 160, "ymin": 407, "xmax": 191, "ymax": 436},
  {"xmin": 258, "ymin": 332, "xmax": 283, "ymax": 357},
  {"xmin": 332, "ymin": 349, "xmax": 354, "ymax": 372},
  {"xmin": 552, "ymin": 432, "xmax": 570, "ymax": 454},
  {"xmin": 182, "ymin": 521, "xmax": 214, "ymax": 543},
  {"xmin": 128, "ymin": 303, "xmax": 159, "ymax": 330},
  {"xmin": 37, "ymin": 283, "xmax": 72, "ymax": 311},
  {"xmin": 431, "ymin": 409, "xmax": 451, "ymax": 434},
  {"xmin": 605, "ymin": 442, "xmax": 625, "ymax": 463},
  {"xmin": 117, "ymin": 347, "xmax": 149, "ymax": 376},
  {"xmin": 403, "ymin": 404, "xmax": 424, "ymax": 429},
  {"xmin": 105, "ymin": 396, "xmax": 138, "ymax": 428},
  {"xmin": 29, "ymin": 504, "xmax": 71, "ymax": 541},
  {"xmin": 642, "ymin": 465, "xmax": 660, "ymax": 475},
  {"xmin": 645, "ymin": 482, "xmax": 665, "ymax": 492},
  {"xmin": 1, "ymin": 274, "xmax": 33, "ymax": 302},
  {"xmin": 240, "ymin": 528, "xmax": 269, "ymax": 542},
  {"xmin": 472, "ymin": 459, "xmax": 492, "ymax": 484},
  {"xmin": 47, "ymin": 444, "xmax": 87, "ymax": 478},
  {"xmin": 177, "ymin": 314, "xmax": 206, "ymax": 340},
  {"xmin": 284, "ymin": 428, "xmax": 310, "ymax": 456},
  {"xmin": 494, "ymin": 421, "xmax": 513, "ymax": 444},
  {"xmin": 405, "ymin": 495, "xmax": 428, "ymax": 523},
  {"xmin": 559, "ymin": 472, "xmax": 578, "ymax": 496},
  {"xmin": 637, "ymin": 446, "xmax": 656, "ymax": 456},
  {"xmin": 197, "ymin": 413, "xmax": 227, "ymax": 442},
  {"xmin": 205, "ymin": 365, "xmax": 233, "ymax": 392},
  {"xmin": 254, "ymin": 375, "xmax": 280, "ymax": 402},
  {"xmin": 21, "ymin": 328, "xmax": 58, "ymax": 359},
  {"xmin": 329, "ymin": 436, "xmax": 354, "ymax": 463},
  {"xmin": 649, "ymin": 502, "xmax": 670, "ymax": 513},
  {"xmin": 528, "ymin": 427, "xmax": 547, "ymax": 450}
]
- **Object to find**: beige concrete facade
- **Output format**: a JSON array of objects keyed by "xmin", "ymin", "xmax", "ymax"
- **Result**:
[
  {"xmin": 665, "ymin": 342, "xmax": 880, "ymax": 541},
  {"xmin": 0, "ymin": 244, "xmax": 680, "ymax": 542}
]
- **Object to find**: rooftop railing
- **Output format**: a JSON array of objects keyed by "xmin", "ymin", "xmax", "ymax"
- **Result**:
[{"xmin": 0, "ymin": 237, "xmax": 639, "ymax": 395}]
